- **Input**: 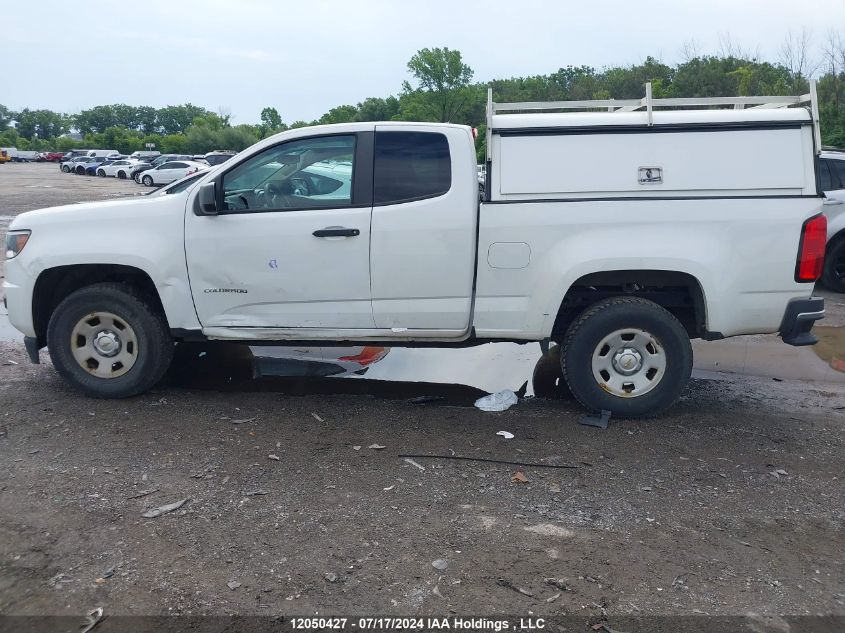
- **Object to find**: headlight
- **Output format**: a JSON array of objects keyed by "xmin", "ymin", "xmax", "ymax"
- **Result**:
[{"xmin": 5, "ymin": 230, "xmax": 31, "ymax": 259}]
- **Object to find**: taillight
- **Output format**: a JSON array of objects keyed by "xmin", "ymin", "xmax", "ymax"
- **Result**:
[{"xmin": 795, "ymin": 213, "xmax": 826, "ymax": 282}]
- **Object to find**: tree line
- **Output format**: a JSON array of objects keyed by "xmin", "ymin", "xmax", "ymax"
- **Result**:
[{"xmin": 1, "ymin": 30, "xmax": 844, "ymax": 159}]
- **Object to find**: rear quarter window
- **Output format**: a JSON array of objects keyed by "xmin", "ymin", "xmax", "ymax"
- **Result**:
[{"xmin": 373, "ymin": 131, "xmax": 451, "ymax": 205}]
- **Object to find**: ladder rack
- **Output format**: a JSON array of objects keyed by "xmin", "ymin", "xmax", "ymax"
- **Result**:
[{"xmin": 485, "ymin": 81, "xmax": 821, "ymax": 159}]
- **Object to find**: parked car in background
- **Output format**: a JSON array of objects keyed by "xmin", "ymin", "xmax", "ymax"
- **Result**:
[
  {"xmin": 128, "ymin": 150, "xmax": 161, "ymax": 161},
  {"xmin": 87, "ymin": 149, "xmax": 120, "ymax": 158},
  {"xmin": 87, "ymin": 160, "xmax": 115, "ymax": 176},
  {"xmin": 13, "ymin": 151, "xmax": 40, "ymax": 162},
  {"xmin": 139, "ymin": 160, "xmax": 207, "ymax": 186},
  {"xmin": 0, "ymin": 149, "xmax": 10, "ymax": 164},
  {"xmin": 203, "ymin": 150, "xmax": 236, "ymax": 166},
  {"xmin": 149, "ymin": 169, "xmax": 210, "ymax": 195},
  {"xmin": 98, "ymin": 159, "xmax": 142, "ymax": 179},
  {"xmin": 130, "ymin": 154, "xmax": 195, "ymax": 182},
  {"xmin": 820, "ymin": 148, "xmax": 845, "ymax": 292},
  {"xmin": 74, "ymin": 156, "xmax": 109, "ymax": 175},
  {"xmin": 1, "ymin": 147, "xmax": 18, "ymax": 162},
  {"xmin": 60, "ymin": 156, "xmax": 91, "ymax": 172},
  {"xmin": 41, "ymin": 152, "xmax": 65, "ymax": 162},
  {"xmin": 63, "ymin": 150, "xmax": 93, "ymax": 160}
]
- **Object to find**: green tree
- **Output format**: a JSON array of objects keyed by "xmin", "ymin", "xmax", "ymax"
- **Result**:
[
  {"xmin": 319, "ymin": 104, "xmax": 358, "ymax": 124},
  {"xmin": 0, "ymin": 104, "xmax": 15, "ymax": 130},
  {"xmin": 260, "ymin": 107, "xmax": 283, "ymax": 131},
  {"xmin": 15, "ymin": 109, "xmax": 67, "ymax": 139},
  {"xmin": 156, "ymin": 104, "xmax": 212, "ymax": 135},
  {"xmin": 403, "ymin": 47, "xmax": 475, "ymax": 122},
  {"xmin": 356, "ymin": 96, "xmax": 400, "ymax": 121}
]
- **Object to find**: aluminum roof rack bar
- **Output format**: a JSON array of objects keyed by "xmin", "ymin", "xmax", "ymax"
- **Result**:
[{"xmin": 490, "ymin": 83, "xmax": 814, "ymax": 113}]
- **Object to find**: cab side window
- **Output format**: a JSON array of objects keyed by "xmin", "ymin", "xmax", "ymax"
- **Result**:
[
  {"xmin": 373, "ymin": 132, "xmax": 451, "ymax": 205},
  {"xmin": 222, "ymin": 135, "xmax": 355, "ymax": 212}
]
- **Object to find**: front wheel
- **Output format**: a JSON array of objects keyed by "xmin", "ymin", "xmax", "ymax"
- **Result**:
[
  {"xmin": 47, "ymin": 283, "xmax": 174, "ymax": 398},
  {"xmin": 142, "ymin": 175, "xmax": 153, "ymax": 186},
  {"xmin": 61, "ymin": 165, "xmax": 70, "ymax": 173},
  {"xmin": 561, "ymin": 297, "xmax": 692, "ymax": 418},
  {"xmin": 97, "ymin": 169, "xmax": 106, "ymax": 177},
  {"xmin": 117, "ymin": 171, "xmax": 127, "ymax": 179},
  {"xmin": 822, "ymin": 237, "xmax": 845, "ymax": 293}
]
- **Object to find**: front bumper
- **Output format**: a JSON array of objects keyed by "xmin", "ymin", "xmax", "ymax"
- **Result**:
[{"xmin": 780, "ymin": 297, "xmax": 824, "ymax": 346}]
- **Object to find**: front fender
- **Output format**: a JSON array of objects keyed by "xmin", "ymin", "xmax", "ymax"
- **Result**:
[{"xmin": 12, "ymin": 195, "xmax": 201, "ymax": 331}]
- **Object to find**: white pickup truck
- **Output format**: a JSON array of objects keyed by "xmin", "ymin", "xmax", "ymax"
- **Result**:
[{"xmin": 3, "ymin": 85, "xmax": 828, "ymax": 417}]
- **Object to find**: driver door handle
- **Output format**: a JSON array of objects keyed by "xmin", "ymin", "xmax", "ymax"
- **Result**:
[{"xmin": 313, "ymin": 228, "xmax": 360, "ymax": 237}]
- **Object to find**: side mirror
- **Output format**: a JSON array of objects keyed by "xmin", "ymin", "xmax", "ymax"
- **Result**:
[{"xmin": 196, "ymin": 182, "xmax": 219, "ymax": 215}]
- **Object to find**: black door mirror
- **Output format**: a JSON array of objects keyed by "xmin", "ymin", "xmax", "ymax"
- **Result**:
[{"xmin": 196, "ymin": 182, "xmax": 219, "ymax": 215}]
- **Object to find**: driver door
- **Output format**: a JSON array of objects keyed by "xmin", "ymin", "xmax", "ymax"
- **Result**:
[{"xmin": 185, "ymin": 131, "xmax": 375, "ymax": 330}]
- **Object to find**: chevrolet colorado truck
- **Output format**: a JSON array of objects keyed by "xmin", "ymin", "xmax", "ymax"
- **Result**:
[{"xmin": 3, "ymin": 84, "xmax": 828, "ymax": 417}]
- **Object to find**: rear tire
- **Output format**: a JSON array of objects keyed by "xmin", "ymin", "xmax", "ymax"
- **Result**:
[
  {"xmin": 117, "ymin": 171, "xmax": 127, "ymax": 179},
  {"xmin": 822, "ymin": 236, "xmax": 845, "ymax": 293},
  {"xmin": 531, "ymin": 344, "xmax": 573, "ymax": 399},
  {"xmin": 133, "ymin": 172, "xmax": 142, "ymax": 183},
  {"xmin": 142, "ymin": 175, "xmax": 153, "ymax": 186},
  {"xmin": 561, "ymin": 297, "xmax": 692, "ymax": 418},
  {"xmin": 47, "ymin": 283, "xmax": 174, "ymax": 398},
  {"xmin": 97, "ymin": 169, "xmax": 106, "ymax": 177},
  {"xmin": 62, "ymin": 165, "xmax": 70, "ymax": 173}
]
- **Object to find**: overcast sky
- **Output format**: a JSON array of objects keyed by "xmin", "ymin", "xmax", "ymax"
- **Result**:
[{"xmin": 2, "ymin": 0, "xmax": 843, "ymax": 124}]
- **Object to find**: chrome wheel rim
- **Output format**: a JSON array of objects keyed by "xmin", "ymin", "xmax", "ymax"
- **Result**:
[
  {"xmin": 70, "ymin": 311, "xmax": 139, "ymax": 378},
  {"xmin": 591, "ymin": 328, "xmax": 666, "ymax": 397}
]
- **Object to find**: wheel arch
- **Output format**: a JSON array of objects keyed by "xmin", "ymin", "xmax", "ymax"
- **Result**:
[
  {"xmin": 550, "ymin": 269, "xmax": 709, "ymax": 341},
  {"xmin": 32, "ymin": 264, "xmax": 167, "ymax": 347}
]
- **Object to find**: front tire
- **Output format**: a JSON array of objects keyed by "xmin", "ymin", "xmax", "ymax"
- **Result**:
[
  {"xmin": 117, "ymin": 171, "xmax": 127, "ymax": 179},
  {"xmin": 61, "ymin": 165, "xmax": 70, "ymax": 173},
  {"xmin": 561, "ymin": 297, "xmax": 692, "ymax": 418},
  {"xmin": 47, "ymin": 283, "xmax": 174, "ymax": 398},
  {"xmin": 97, "ymin": 169, "xmax": 106, "ymax": 177},
  {"xmin": 822, "ymin": 237, "xmax": 845, "ymax": 293},
  {"xmin": 142, "ymin": 175, "xmax": 153, "ymax": 186}
]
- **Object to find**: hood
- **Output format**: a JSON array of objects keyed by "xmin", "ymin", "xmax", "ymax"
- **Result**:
[{"xmin": 9, "ymin": 193, "xmax": 182, "ymax": 231}]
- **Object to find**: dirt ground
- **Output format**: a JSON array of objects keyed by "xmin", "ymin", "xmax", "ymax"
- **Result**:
[{"xmin": 1, "ymin": 164, "xmax": 844, "ymax": 627}]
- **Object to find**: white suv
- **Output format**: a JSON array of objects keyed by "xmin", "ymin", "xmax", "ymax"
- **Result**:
[{"xmin": 820, "ymin": 150, "xmax": 845, "ymax": 292}]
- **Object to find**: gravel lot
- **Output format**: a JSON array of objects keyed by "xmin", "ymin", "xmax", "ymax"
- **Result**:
[{"xmin": 1, "ymin": 164, "xmax": 844, "ymax": 626}]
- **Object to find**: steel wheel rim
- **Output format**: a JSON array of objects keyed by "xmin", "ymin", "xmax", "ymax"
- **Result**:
[
  {"xmin": 591, "ymin": 328, "xmax": 667, "ymax": 397},
  {"xmin": 70, "ymin": 311, "xmax": 139, "ymax": 378}
]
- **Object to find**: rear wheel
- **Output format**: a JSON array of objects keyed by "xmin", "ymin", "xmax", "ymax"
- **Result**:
[
  {"xmin": 75, "ymin": 166, "xmax": 85, "ymax": 175},
  {"xmin": 61, "ymin": 165, "xmax": 70, "ymax": 173},
  {"xmin": 822, "ymin": 237, "xmax": 845, "ymax": 293},
  {"xmin": 117, "ymin": 171, "xmax": 127, "ymax": 179},
  {"xmin": 142, "ymin": 175, "xmax": 153, "ymax": 186},
  {"xmin": 47, "ymin": 283, "xmax": 174, "ymax": 398},
  {"xmin": 97, "ymin": 169, "xmax": 106, "ymax": 177},
  {"xmin": 133, "ymin": 171, "xmax": 142, "ymax": 183},
  {"xmin": 561, "ymin": 297, "xmax": 692, "ymax": 418},
  {"xmin": 531, "ymin": 344, "xmax": 572, "ymax": 399}
]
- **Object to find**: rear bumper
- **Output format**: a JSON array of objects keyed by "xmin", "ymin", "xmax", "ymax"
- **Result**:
[{"xmin": 780, "ymin": 296, "xmax": 824, "ymax": 346}]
